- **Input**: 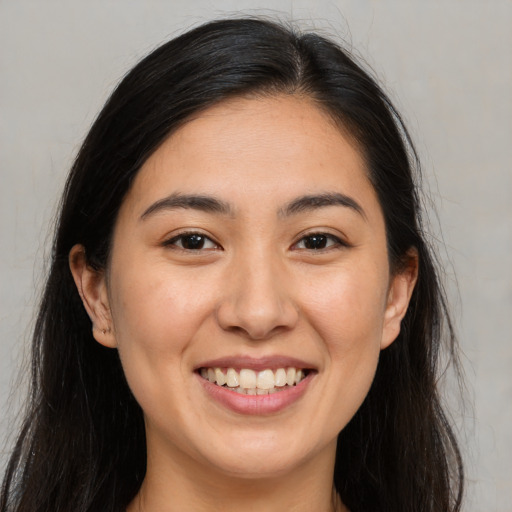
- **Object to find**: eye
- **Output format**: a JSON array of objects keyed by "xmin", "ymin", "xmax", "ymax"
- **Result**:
[
  {"xmin": 165, "ymin": 232, "xmax": 219, "ymax": 251},
  {"xmin": 292, "ymin": 233, "xmax": 345, "ymax": 251}
]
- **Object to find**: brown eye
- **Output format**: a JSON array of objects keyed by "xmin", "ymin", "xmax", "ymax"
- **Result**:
[
  {"xmin": 303, "ymin": 235, "xmax": 328, "ymax": 250},
  {"xmin": 293, "ymin": 233, "xmax": 345, "ymax": 251},
  {"xmin": 166, "ymin": 233, "xmax": 218, "ymax": 250}
]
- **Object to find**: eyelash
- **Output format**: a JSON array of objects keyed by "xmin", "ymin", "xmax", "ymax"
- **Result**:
[
  {"xmin": 163, "ymin": 231, "xmax": 348, "ymax": 252},
  {"xmin": 163, "ymin": 231, "xmax": 220, "ymax": 251},
  {"xmin": 291, "ymin": 232, "xmax": 348, "ymax": 251}
]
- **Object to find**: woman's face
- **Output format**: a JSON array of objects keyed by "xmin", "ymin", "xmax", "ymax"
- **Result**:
[{"xmin": 79, "ymin": 95, "xmax": 415, "ymax": 479}]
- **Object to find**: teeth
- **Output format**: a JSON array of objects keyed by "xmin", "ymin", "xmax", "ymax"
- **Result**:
[
  {"xmin": 275, "ymin": 368, "xmax": 287, "ymax": 387},
  {"xmin": 226, "ymin": 368, "xmax": 239, "ymax": 388},
  {"xmin": 257, "ymin": 369, "xmax": 275, "ymax": 390},
  {"xmin": 201, "ymin": 366, "xmax": 308, "ymax": 393},
  {"xmin": 215, "ymin": 368, "xmax": 226, "ymax": 386},
  {"xmin": 239, "ymin": 369, "xmax": 257, "ymax": 388}
]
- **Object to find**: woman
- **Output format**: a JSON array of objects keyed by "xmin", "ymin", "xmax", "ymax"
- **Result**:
[{"xmin": 1, "ymin": 17, "xmax": 463, "ymax": 512}]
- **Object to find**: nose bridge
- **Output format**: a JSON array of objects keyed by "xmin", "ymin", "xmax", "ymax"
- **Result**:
[{"xmin": 216, "ymin": 243, "xmax": 298, "ymax": 340}]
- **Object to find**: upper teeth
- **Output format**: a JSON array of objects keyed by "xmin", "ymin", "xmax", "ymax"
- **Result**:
[{"xmin": 200, "ymin": 367, "xmax": 306, "ymax": 391}]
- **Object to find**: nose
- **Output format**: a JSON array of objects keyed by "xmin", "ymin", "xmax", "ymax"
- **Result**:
[{"xmin": 215, "ymin": 251, "xmax": 299, "ymax": 340}]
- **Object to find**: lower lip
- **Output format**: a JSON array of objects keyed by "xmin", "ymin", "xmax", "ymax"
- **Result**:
[{"xmin": 196, "ymin": 372, "xmax": 314, "ymax": 415}]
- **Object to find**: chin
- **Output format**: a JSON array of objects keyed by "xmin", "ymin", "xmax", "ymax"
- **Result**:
[
  {"xmin": 207, "ymin": 453, "xmax": 302, "ymax": 480},
  {"xmin": 198, "ymin": 431, "xmax": 323, "ymax": 480}
]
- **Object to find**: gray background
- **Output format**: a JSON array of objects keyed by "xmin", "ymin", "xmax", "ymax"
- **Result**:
[{"xmin": 1, "ymin": 1, "xmax": 511, "ymax": 510}]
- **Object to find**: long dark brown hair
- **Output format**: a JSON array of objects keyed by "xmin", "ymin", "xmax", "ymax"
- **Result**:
[{"xmin": 1, "ymin": 17, "xmax": 463, "ymax": 512}]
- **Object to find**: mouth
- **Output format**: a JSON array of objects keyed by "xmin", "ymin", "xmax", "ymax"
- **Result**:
[
  {"xmin": 197, "ymin": 366, "xmax": 311, "ymax": 396},
  {"xmin": 195, "ymin": 357, "xmax": 316, "ymax": 414}
]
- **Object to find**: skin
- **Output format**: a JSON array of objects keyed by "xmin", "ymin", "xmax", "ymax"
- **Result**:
[{"xmin": 70, "ymin": 95, "xmax": 417, "ymax": 512}]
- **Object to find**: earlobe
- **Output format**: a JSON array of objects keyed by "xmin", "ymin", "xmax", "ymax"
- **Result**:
[
  {"xmin": 381, "ymin": 249, "xmax": 419, "ymax": 349},
  {"xmin": 69, "ymin": 244, "xmax": 117, "ymax": 348}
]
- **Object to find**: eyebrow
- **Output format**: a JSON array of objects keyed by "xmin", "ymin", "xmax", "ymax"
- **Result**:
[
  {"xmin": 279, "ymin": 192, "xmax": 366, "ymax": 219},
  {"xmin": 140, "ymin": 193, "xmax": 233, "ymax": 220},
  {"xmin": 140, "ymin": 191, "xmax": 366, "ymax": 221}
]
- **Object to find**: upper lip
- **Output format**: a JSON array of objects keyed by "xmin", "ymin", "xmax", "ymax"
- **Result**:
[{"xmin": 195, "ymin": 355, "xmax": 316, "ymax": 372}]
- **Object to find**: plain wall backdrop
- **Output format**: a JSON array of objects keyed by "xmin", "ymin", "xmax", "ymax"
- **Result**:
[{"xmin": 1, "ymin": 1, "xmax": 511, "ymax": 510}]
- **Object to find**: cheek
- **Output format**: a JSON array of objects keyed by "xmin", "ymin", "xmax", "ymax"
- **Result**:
[
  {"xmin": 106, "ymin": 266, "xmax": 214, "ymax": 404},
  {"xmin": 109, "ymin": 260, "xmax": 213, "ymax": 345},
  {"xmin": 301, "ymin": 261, "xmax": 388, "ymax": 410},
  {"xmin": 299, "ymin": 270, "xmax": 387, "ymax": 433},
  {"xmin": 302, "ymin": 262, "xmax": 389, "ymax": 351}
]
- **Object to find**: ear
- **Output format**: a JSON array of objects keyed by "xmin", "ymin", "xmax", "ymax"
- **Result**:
[
  {"xmin": 69, "ymin": 244, "xmax": 116, "ymax": 348},
  {"xmin": 381, "ymin": 249, "xmax": 419, "ymax": 349}
]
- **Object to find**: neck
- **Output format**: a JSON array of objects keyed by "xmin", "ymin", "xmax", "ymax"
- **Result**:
[{"xmin": 127, "ymin": 437, "xmax": 347, "ymax": 512}]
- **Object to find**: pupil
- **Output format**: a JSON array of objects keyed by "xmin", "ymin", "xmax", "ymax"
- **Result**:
[
  {"xmin": 183, "ymin": 234, "xmax": 204, "ymax": 250},
  {"xmin": 305, "ymin": 235, "xmax": 327, "ymax": 249}
]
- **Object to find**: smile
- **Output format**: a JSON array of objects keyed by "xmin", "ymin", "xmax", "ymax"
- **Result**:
[{"xmin": 199, "ymin": 367, "xmax": 309, "ymax": 395}]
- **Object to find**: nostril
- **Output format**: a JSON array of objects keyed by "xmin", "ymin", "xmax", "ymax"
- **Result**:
[
  {"xmin": 216, "ymin": 300, "xmax": 299, "ymax": 340},
  {"xmin": 228, "ymin": 323, "xmax": 293, "ymax": 342}
]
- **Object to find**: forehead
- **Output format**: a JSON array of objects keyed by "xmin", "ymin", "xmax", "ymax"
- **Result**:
[{"xmin": 122, "ymin": 94, "xmax": 379, "ymax": 220}]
